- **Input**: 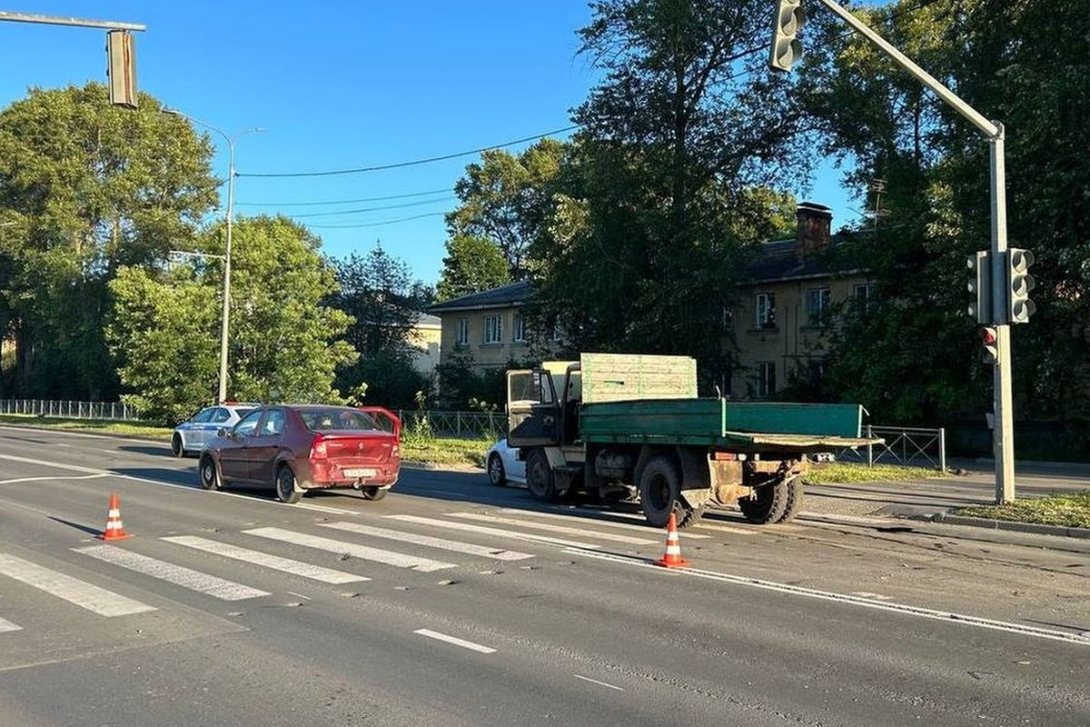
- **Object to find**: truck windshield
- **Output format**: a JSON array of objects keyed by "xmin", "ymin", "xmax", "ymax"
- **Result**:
[{"xmin": 509, "ymin": 371, "xmax": 553, "ymax": 404}]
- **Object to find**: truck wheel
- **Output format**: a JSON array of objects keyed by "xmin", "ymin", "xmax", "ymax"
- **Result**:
[
  {"xmin": 776, "ymin": 475, "xmax": 804, "ymax": 523},
  {"xmin": 638, "ymin": 455, "xmax": 698, "ymax": 528},
  {"xmin": 525, "ymin": 449, "xmax": 557, "ymax": 502},
  {"xmin": 739, "ymin": 478, "xmax": 790, "ymax": 524}
]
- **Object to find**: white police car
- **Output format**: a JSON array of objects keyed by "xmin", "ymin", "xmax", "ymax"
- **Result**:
[{"xmin": 171, "ymin": 403, "xmax": 257, "ymax": 457}]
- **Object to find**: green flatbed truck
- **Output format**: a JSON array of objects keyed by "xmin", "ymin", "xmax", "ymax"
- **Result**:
[{"xmin": 506, "ymin": 353, "xmax": 880, "ymax": 528}]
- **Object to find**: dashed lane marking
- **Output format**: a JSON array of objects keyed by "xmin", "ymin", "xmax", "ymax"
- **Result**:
[
  {"xmin": 413, "ymin": 628, "xmax": 496, "ymax": 654},
  {"xmin": 573, "ymin": 674, "xmax": 624, "ymax": 691},
  {"xmin": 0, "ymin": 616, "xmax": 22, "ymax": 634},
  {"xmin": 319, "ymin": 522, "xmax": 534, "ymax": 561},
  {"xmin": 384, "ymin": 515, "xmax": 602, "ymax": 550},
  {"xmin": 74, "ymin": 545, "xmax": 269, "ymax": 601},
  {"xmin": 161, "ymin": 536, "xmax": 369, "ymax": 584},
  {"xmin": 448, "ymin": 512, "xmax": 658, "ymax": 545},
  {"xmin": 0, "ymin": 553, "xmax": 156, "ymax": 617},
  {"xmin": 243, "ymin": 527, "xmax": 456, "ymax": 572}
]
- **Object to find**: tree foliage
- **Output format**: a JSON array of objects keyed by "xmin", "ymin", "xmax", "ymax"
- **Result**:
[
  {"xmin": 435, "ymin": 234, "xmax": 510, "ymax": 302},
  {"xmin": 0, "ymin": 83, "xmax": 217, "ymax": 400}
]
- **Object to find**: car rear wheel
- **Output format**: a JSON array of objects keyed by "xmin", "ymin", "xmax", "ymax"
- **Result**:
[
  {"xmin": 275, "ymin": 465, "xmax": 302, "ymax": 504},
  {"xmin": 361, "ymin": 486, "xmax": 388, "ymax": 501},
  {"xmin": 198, "ymin": 455, "xmax": 222, "ymax": 491},
  {"xmin": 487, "ymin": 453, "xmax": 507, "ymax": 486},
  {"xmin": 171, "ymin": 433, "xmax": 185, "ymax": 458}
]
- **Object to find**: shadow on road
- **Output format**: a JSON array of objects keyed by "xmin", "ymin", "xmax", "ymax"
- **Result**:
[
  {"xmin": 47, "ymin": 516, "xmax": 102, "ymax": 537},
  {"xmin": 118, "ymin": 445, "xmax": 183, "ymax": 458}
]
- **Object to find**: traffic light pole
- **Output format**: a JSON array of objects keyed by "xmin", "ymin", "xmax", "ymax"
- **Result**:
[{"xmin": 814, "ymin": 0, "xmax": 1016, "ymax": 503}]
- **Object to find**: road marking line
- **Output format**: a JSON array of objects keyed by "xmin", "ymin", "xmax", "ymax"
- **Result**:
[
  {"xmin": 243, "ymin": 527, "xmax": 456, "ymax": 572},
  {"xmin": 0, "ymin": 473, "xmax": 108, "ymax": 486},
  {"xmin": 573, "ymin": 674, "xmax": 624, "ymax": 691},
  {"xmin": 413, "ymin": 628, "xmax": 495, "ymax": 654},
  {"xmin": 0, "ymin": 616, "xmax": 22, "ymax": 633},
  {"xmin": 385, "ymin": 515, "xmax": 602, "ymax": 550},
  {"xmin": 161, "ymin": 536, "xmax": 368, "ymax": 584},
  {"xmin": 448, "ymin": 512, "xmax": 658, "ymax": 545},
  {"xmin": 498, "ymin": 508, "xmax": 712, "ymax": 538},
  {"xmin": 287, "ymin": 592, "xmax": 311, "ymax": 600},
  {"xmin": 850, "ymin": 591, "xmax": 891, "ymax": 601},
  {"xmin": 320, "ymin": 522, "xmax": 534, "ymax": 561},
  {"xmin": 563, "ymin": 548, "xmax": 1090, "ymax": 647},
  {"xmin": 0, "ymin": 453, "xmax": 101, "ymax": 474},
  {"xmin": 74, "ymin": 545, "xmax": 269, "ymax": 601},
  {"xmin": 0, "ymin": 553, "xmax": 156, "ymax": 617}
]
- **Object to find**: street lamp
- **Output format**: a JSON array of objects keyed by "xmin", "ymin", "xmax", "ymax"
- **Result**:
[{"xmin": 162, "ymin": 108, "xmax": 263, "ymax": 403}]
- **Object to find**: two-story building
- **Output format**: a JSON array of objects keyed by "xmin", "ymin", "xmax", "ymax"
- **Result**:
[
  {"xmin": 430, "ymin": 202, "xmax": 873, "ymax": 398},
  {"xmin": 730, "ymin": 202, "xmax": 874, "ymax": 399}
]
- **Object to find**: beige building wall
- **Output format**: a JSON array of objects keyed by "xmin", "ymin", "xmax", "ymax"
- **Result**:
[
  {"xmin": 408, "ymin": 321, "xmax": 442, "ymax": 376},
  {"xmin": 438, "ymin": 305, "xmax": 542, "ymax": 372}
]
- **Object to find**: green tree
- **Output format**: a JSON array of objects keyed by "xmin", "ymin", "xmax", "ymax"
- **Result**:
[
  {"xmin": 220, "ymin": 216, "xmax": 357, "ymax": 403},
  {"xmin": 446, "ymin": 139, "xmax": 567, "ymax": 278},
  {"xmin": 435, "ymin": 234, "xmax": 510, "ymax": 302},
  {"xmin": 106, "ymin": 266, "xmax": 219, "ymax": 424},
  {"xmin": 330, "ymin": 247, "xmax": 429, "ymax": 408},
  {"xmin": 527, "ymin": 0, "xmax": 813, "ymax": 386},
  {"xmin": 0, "ymin": 83, "xmax": 217, "ymax": 400}
]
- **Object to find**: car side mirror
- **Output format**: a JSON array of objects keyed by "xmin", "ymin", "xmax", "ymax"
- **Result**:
[{"xmin": 218, "ymin": 427, "xmax": 229, "ymax": 439}]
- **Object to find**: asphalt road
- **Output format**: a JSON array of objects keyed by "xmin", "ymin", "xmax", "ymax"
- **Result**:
[{"xmin": 0, "ymin": 426, "xmax": 1087, "ymax": 727}]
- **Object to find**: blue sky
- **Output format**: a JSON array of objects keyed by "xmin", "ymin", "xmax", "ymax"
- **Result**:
[{"xmin": 1, "ymin": 1, "xmax": 861, "ymax": 284}]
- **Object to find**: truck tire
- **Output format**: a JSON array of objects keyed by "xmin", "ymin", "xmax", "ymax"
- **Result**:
[
  {"xmin": 776, "ymin": 475, "xmax": 804, "ymax": 523},
  {"xmin": 739, "ymin": 478, "xmax": 790, "ymax": 524},
  {"xmin": 525, "ymin": 449, "xmax": 558, "ymax": 502},
  {"xmin": 638, "ymin": 455, "xmax": 701, "ymax": 528}
]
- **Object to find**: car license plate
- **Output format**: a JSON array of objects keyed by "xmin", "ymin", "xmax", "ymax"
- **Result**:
[{"xmin": 343, "ymin": 468, "xmax": 377, "ymax": 478}]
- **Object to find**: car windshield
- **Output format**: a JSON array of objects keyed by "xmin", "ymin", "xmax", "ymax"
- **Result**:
[{"xmin": 299, "ymin": 408, "xmax": 379, "ymax": 432}]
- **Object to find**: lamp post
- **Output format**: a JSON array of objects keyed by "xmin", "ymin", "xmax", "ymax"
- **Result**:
[{"xmin": 163, "ymin": 109, "xmax": 262, "ymax": 403}]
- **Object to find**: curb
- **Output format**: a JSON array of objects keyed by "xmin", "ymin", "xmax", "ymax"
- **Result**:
[
  {"xmin": 0, "ymin": 423, "xmax": 168, "ymax": 444},
  {"xmin": 918, "ymin": 512, "xmax": 1090, "ymax": 540}
]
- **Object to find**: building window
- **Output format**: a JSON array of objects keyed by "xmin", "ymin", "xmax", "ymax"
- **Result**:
[
  {"xmin": 755, "ymin": 293, "xmax": 776, "ymax": 329},
  {"xmin": 483, "ymin": 314, "xmax": 503, "ymax": 344},
  {"xmin": 805, "ymin": 287, "xmax": 831, "ymax": 326},
  {"xmin": 757, "ymin": 361, "xmax": 776, "ymax": 398},
  {"xmin": 854, "ymin": 283, "xmax": 876, "ymax": 311},
  {"xmin": 456, "ymin": 318, "xmax": 469, "ymax": 346},
  {"xmin": 512, "ymin": 313, "xmax": 526, "ymax": 343}
]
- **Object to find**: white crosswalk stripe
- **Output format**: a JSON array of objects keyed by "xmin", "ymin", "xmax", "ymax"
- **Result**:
[
  {"xmin": 319, "ymin": 522, "xmax": 534, "ymax": 561},
  {"xmin": 0, "ymin": 553, "xmax": 156, "ymax": 617},
  {"xmin": 161, "ymin": 536, "xmax": 369, "ymax": 584},
  {"xmin": 243, "ymin": 527, "xmax": 456, "ymax": 572},
  {"xmin": 497, "ymin": 508, "xmax": 712, "ymax": 538},
  {"xmin": 0, "ymin": 616, "xmax": 23, "ymax": 633},
  {"xmin": 74, "ymin": 545, "xmax": 269, "ymax": 601},
  {"xmin": 448, "ymin": 512, "xmax": 658, "ymax": 545},
  {"xmin": 384, "ymin": 515, "xmax": 603, "ymax": 550}
]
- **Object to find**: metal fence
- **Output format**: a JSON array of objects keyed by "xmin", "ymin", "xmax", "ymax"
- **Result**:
[
  {"xmin": 397, "ymin": 410, "xmax": 506, "ymax": 440},
  {"xmin": 0, "ymin": 399, "xmax": 140, "ymax": 421},
  {"xmin": 836, "ymin": 425, "xmax": 947, "ymax": 471}
]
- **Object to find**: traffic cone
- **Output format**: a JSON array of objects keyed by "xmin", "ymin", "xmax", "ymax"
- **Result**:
[
  {"xmin": 99, "ymin": 493, "xmax": 131, "ymax": 541},
  {"xmin": 654, "ymin": 512, "xmax": 689, "ymax": 568}
]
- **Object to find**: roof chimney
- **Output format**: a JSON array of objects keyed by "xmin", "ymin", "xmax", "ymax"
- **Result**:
[{"xmin": 795, "ymin": 202, "xmax": 833, "ymax": 260}]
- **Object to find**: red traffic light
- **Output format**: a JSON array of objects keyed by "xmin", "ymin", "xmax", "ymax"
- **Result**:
[{"xmin": 980, "ymin": 327, "xmax": 997, "ymax": 345}]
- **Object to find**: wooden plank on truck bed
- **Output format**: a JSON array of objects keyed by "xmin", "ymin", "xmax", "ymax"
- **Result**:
[
  {"xmin": 581, "ymin": 353, "xmax": 697, "ymax": 404},
  {"xmin": 580, "ymin": 398, "xmax": 721, "ymax": 440}
]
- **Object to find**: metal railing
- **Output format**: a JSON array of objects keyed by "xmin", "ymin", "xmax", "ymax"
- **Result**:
[
  {"xmin": 397, "ymin": 410, "xmax": 506, "ymax": 440},
  {"xmin": 836, "ymin": 425, "xmax": 947, "ymax": 471},
  {"xmin": 0, "ymin": 399, "xmax": 140, "ymax": 421}
]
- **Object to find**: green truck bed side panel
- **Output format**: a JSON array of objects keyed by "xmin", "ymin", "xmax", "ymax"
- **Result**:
[
  {"xmin": 723, "ymin": 402, "xmax": 863, "ymax": 438},
  {"xmin": 580, "ymin": 353, "xmax": 697, "ymax": 404}
]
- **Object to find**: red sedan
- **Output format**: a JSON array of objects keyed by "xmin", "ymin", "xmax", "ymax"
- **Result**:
[{"xmin": 198, "ymin": 405, "xmax": 401, "ymax": 503}]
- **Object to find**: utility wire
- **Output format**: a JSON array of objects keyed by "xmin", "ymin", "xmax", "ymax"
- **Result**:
[
  {"xmin": 283, "ymin": 196, "xmax": 457, "ymax": 219},
  {"xmin": 305, "ymin": 212, "xmax": 447, "ymax": 229},
  {"xmin": 237, "ymin": 125, "xmax": 579, "ymax": 179},
  {"xmin": 235, "ymin": 187, "xmax": 451, "ymax": 208}
]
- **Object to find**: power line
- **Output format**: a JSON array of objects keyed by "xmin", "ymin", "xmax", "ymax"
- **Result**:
[
  {"xmin": 237, "ymin": 125, "xmax": 579, "ymax": 179},
  {"xmin": 305, "ymin": 212, "xmax": 447, "ymax": 229},
  {"xmin": 236, "ymin": 187, "xmax": 451, "ymax": 208},
  {"xmin": 286, "ymin": 195, "xmax": 456, "ymax": 219}
]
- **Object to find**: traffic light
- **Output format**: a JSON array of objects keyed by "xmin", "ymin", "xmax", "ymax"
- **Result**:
[
  {"xmin": 106, "ymin": 30, "xmax": 138, "ymax": 109},
  {"xmin": 769, "ymin": 0, "xmax": 804, "ymax": 72},
  {"xmin": 980, "ymin": 326, "xmax": 998, "ymax": 365},
  {"xmin": 1006, "ymin": 248, "xmax": 1036, "ymax": 323},
  {"xmin": 966, "ymin": 250, "xmax": 992, "ymax": 324}
]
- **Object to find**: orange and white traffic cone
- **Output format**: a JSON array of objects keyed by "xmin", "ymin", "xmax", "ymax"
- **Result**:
[
  {"xmin": 654, "ymin": 512, "xmax": 689, "ymax": 568},
  {"xmin": 99, "ymin": 493, "xmax": 131, "ymax": 541}
]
